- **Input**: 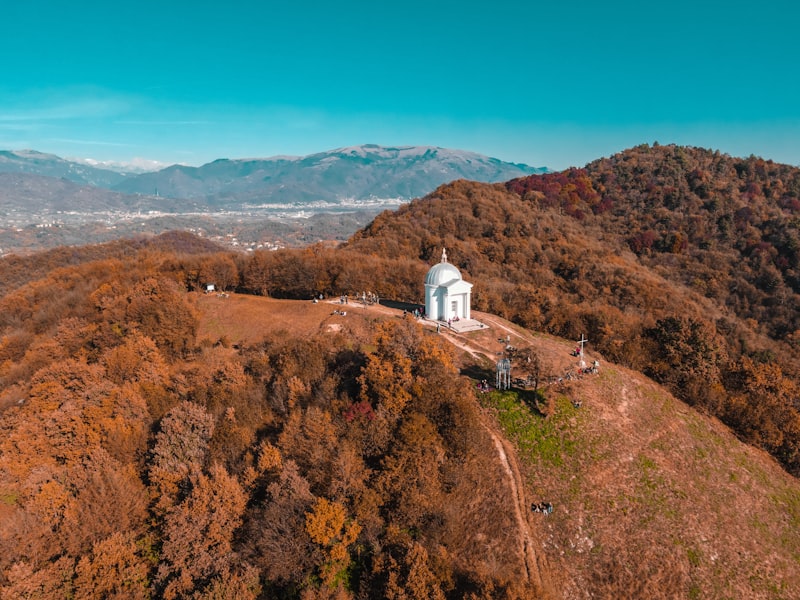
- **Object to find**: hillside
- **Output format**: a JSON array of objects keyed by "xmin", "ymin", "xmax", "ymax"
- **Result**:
[
  {"xmin": 1, "ymin": 228, "xmax": 797, "ymax": 598},
  {"xmin": 196, "ymin": 293, "xmax": 800, "ymax": 598},
  {"xmin": 340, "ymin": 144, "xmax": 800, "ymax": 476},
  {"xmin": 0, "ymin": 243, "xmax": 549, "ymax": 598},
  {"xmin": 437, "ymin": 314, "xmax": 800, "ymax": 598},
  {"xmin": 513, "ymin": 143, "xmax": 800, "ymax": 341},
  {"xmin": 346, "ymin": 144, "xmax": 800, "ymax": 342},
  {"xmin": 0, "ymin": 150, "xmax": 130, "ymax": 187}
]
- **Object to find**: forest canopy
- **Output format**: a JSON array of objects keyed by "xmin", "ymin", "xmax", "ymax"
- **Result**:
[{"xmin": 0, "ymin": 238, "xmax": 532, "ymax": 597}]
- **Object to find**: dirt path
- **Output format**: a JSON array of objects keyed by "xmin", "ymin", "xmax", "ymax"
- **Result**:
[
  {"xmin": 481, "ymin": 411, "xmax": 552, "ymax": 594},
  {"xmin": 432, "ymin": 314, "xmax": 554, "ymax": 595},
  {"xmin": 438, "ymin": 329, "xmax": 490, "ymax": 360}
]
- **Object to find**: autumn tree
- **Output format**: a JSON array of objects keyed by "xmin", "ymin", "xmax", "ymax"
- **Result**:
[
  {"xmin": 192, "ymin": 564, "xmax": 262, "ymax": 600},
  {"xmin": 1, "ymin": 556, "xmax": 75, "ymax": 600},
  {"xmin": 59, "ymin": 450, "xmax": 149, "ymax": 557},
  {"xmin": 149, "ymin": 401, "xmax": 215, "ymax": 513},
  {"xmin": 278, "ymin": 406, "xmax": 340, "ymax": 494},
  {"xmin": 378, "ymin": 413, "xmax": 446, "ymax": 530},
  {"xmin": 244, "ymin": 460, "xmax": 318, "ymax": 585},
  {"xmin": 305, "ymin": 497, "xmax": 361, "ymax": 589},
  {"xmin": 644, "ymin": 316, "xmax": 724, "ymax": 403},
  {"xmin": 73, "ymin": 532, "xmax": 150, "ymax": 600},
  {"xmin": 357, "ymin": 321, "xmax": 416, "ymax": 417},
  {"xmin": 156, "ymin": 463, "xmax": 247, "ymax": 599},
  {"xmin": 125, "ymin": 277, "xmax": 199, "ymax": 360},
  {"xmin": 101, "ymin": 330, "xmax": 168, "ymax": 387},
  {"xmin": 721, "ymin": 357, "xmax": 800, "ymax": 474},
  {"xmin": 198, "ymin": 253, "xmax": 239, "ymax": 291},
  {"xmin": 370, "ymin": 539, "xmax": 447, "ymax": 600}
]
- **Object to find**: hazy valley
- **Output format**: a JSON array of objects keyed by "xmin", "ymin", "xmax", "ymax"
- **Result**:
[{"xmin": 0, "ymin": 145, "xmax": 544, "ymax": 255}]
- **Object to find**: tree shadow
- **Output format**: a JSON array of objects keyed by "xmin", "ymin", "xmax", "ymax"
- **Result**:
[
  {"xmin": 514, "ymin": 386, "xmax": 548, "ymax": 417},
  {"xmin": 460, "ymin": 364, "xmax": 494, "ymax": 383},
  {"xmin": 379, "ymin": 299, "xmax": 425, "ymax": 313}
]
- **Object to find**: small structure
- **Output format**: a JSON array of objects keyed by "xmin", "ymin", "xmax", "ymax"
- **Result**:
[
  {"xmin": 576, "ymin": 334, "xmax": 588, "ymax": 369},
  {"xmin": 424, "ymin": 248, "xmax": 473, "ymax": 322},
  {"xmin": 205, "ymin": 283, "xmax": 216, "ymax": 294},
  {"xmin": 496, "ymin": 358, "xmax": 511, "ymax": 390}
]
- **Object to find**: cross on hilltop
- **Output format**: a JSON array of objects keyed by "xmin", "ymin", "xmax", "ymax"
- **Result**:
[{"xmin": 577, "ymin": 334, "xmax": 588, "ymax": 368}]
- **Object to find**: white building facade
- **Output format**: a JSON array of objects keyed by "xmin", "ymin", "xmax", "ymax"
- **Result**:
[{"xmin": 424, "ymin": 249, "xmax": 472, "ymax": 321}]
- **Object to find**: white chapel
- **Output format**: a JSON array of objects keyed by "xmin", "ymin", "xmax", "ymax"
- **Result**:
[{"xmin": 424, "ymin": 248, "xmax": 472, "ymax": 321}]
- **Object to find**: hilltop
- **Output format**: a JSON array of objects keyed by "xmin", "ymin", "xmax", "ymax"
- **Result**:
[
  {"xmin": 3, "ymin": 238, "xmax": 796, "ymax": 598},
  {"xmin": 0, "ymin": 243, "xmax": 548, "ymax": 598},
  {"xmin": 192, "ymin": 292, "xmax": 800, "ymax": 597}
]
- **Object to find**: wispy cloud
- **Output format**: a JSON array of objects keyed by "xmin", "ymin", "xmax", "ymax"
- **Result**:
[
  {"xmin": 0, "ymin": 87, "xmax": 134, "ymax": 123},
  {"xmin": 114, "ymin": 120, "xmax": 213, "ymax": 126},
  {"xmin": 0, "ymin": 122, "xmax": 41, "ymax": 132},
  {"xmin": 47, "ymin": 137, "xmax": 132, "ymax": 147}
]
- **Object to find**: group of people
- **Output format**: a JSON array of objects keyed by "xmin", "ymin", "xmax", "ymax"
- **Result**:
[
  {"xmin": 334, "ymin": 291, "xmax": 381, "ymax": 307},
  {"xmin": 531, "ymin": 502, "xmax": 553, "ymax": 515},
  {"xmin": 583, "ymin": 360, "xmax": 600, "ymax": 374},
  {"xmin": 358, "ymin": 291, "xmax": 380, "ymax": 306}
]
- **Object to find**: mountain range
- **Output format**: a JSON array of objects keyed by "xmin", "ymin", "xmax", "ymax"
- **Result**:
[
  {"xmin": 0, "ymin": 145, "xmax": 546, "ymax": 213},
  {"xmin": 0, "ymin": 150, "xmax": 132, "ymax": 188}
]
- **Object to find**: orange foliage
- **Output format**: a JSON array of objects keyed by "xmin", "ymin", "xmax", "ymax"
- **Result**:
[
  {"xmin": 73, "ymin": 532, "xmax": 149, "ymax": 600},
  {"xmin": 157, "ymin": 463, "xmax": 247, "ymax": 599},
  {"xmin": 305, "ymin": 497, "xmax": 361, "ymax": 587}
]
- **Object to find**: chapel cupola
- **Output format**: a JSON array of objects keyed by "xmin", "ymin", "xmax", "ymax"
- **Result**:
[{"xmin": 424, "ymin": 247, "xmax": 472, "ymax": 321}]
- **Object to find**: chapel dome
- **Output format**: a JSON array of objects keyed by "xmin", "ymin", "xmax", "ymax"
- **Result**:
[{"xmin": 425, "ymin": 260, "xmax": 462, "ymax": 286}]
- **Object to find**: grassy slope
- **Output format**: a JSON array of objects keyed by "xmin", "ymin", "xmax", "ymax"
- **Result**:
[
  {"xmin": 479, "ymin": 355, "xmax": 800, "ymax": 599},
  {"xmin": 195, "ymin": 294, "xmax": 800, "ymax": 599}
]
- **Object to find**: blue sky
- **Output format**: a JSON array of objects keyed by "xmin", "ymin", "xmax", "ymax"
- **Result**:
[{"xmin": 1, "ymin": 0, "xmax": 798, "ymax": 170}]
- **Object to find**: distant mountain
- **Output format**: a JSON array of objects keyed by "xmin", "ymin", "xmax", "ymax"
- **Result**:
[
  {"xmin": 0, "ymin": 145, "xmax": 546, "ymax": 215},
  {"xmin": 111, "ymin": 144, "xmax": 547, "ymax": 205},
  {"xmin": 0, "ymin": 173, "xmax": 192, "ymax": 216},
  {"xmin": 71, "ymin": 156, "xmax": 171, "ymax": 175},
  {"xmin": 0, "ymin": 150, "xmax": 132, "ymax": 187}
]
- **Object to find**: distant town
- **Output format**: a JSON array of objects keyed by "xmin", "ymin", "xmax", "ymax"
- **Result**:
[{"xmin": 0, "ymin": 207, "xmax": 382, "ymax": 256}]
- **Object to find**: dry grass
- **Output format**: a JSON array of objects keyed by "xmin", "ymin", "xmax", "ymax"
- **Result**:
[
  {"xmin": 195, "ymin": 294, "xmax": 800, "ymax": 599},
  {"xmin": 195, "ymin": 293, "xmax": 388, "ymax": 346},
  {"xmin": 479, "ymin": 359, "xmax": 800, "ymax": 599}
]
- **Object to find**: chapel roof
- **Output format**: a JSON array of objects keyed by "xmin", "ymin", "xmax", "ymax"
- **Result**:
[{"xmin": 424, "ymin": 248, "xmax": 463, "ymax": 286}]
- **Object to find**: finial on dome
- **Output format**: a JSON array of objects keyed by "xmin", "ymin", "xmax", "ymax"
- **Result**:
[{"xmin": 441, "ymin": 247, "xmax": 448, "ymax": 263}]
